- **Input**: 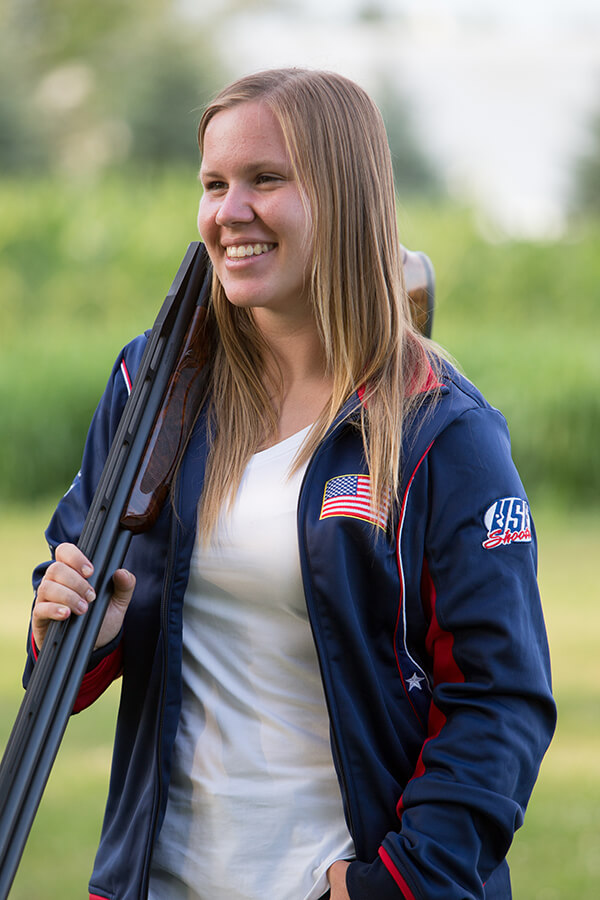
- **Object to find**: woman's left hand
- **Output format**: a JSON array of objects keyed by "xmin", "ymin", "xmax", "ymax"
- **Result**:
[{"xmin": 327, "ymin": 860, "xmax": 351, "ymax": 899}]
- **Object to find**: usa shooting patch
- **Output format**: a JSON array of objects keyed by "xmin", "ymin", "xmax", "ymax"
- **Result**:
[{"xmin": 482, "ymin": 497, "xmax": 532, "ymax": 550}]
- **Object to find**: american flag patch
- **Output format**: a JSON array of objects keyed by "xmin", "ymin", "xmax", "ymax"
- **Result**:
[{"xmin": 319, "ymin": 474, "xmax": 389, "ymax": 530}]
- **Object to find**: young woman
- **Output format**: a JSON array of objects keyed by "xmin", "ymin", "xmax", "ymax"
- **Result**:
[{"xmin": 28, "ymin": 68, "xmax": 555, "ymax": 900}]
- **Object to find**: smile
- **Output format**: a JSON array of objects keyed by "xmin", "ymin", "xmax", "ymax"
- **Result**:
[{"xmin": 225, "ymin": 243, "xmax": 276, "ymax": 259}]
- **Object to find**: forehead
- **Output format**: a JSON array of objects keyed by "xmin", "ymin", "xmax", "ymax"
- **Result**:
[{"xmin": 201, "ymin": 100, "xmax": 290, "ymax": 170}]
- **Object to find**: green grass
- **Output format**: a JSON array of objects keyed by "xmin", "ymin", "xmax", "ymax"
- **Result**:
[
  {"xmin": 506, "ymin": 507, "xmax": 600, "ymax": 898},
  {"xmin": 1, "ymin": 503, "xmax": 598, "ymax": 897}
]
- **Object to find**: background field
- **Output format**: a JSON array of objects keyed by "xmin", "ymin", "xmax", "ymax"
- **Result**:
[{"xmin": 0, "ymin": 176, "xmax": 598, "ymax": 897}]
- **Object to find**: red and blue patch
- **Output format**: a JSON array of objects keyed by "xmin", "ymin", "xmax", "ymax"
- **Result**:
[{"xmin": 482, "ymin": 497, "xmax": 532, "ymax": 550}]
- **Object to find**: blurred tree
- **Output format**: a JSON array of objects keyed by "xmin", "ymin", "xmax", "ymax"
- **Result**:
[
  {"xmin": 357, "ymin": 1, "xmax": 388, "ymax": 24},
  {"xmin": 6, "ymin": 0, "xmax": 168, "ymax": 65},
  {"xmin": 105, "ymin": 25, "xmax": 218, "ymax": 168},
  {"xmin": 571, "ymin": 98, "xmax": 600, "ymax": 218},
  {"xmin": 0, "ymin": 2, "xmax": 48, "ymax": 171},
  {"xmin": 374, "ymin": 76, "xmax": 442, "ymax": 198},
  {"xmin": 0, "ymin": 51, "xmax": 49, "ymax": 172},
  {"xmin": 0, "ymin": 0, "xmax": 225, "ymax": 174}
]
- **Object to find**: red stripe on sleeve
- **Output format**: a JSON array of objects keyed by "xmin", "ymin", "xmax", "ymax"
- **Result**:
[
  {"xmin": 379, "ymin": 847, "xmax": 417, "ymax": 900},
  {"xmin": 31, "ymin": 613, "xmax": 122, "ymax": 712},
  {"xmin": 72, "ymin": 644, "xmax": 124, "ymax": 713}
]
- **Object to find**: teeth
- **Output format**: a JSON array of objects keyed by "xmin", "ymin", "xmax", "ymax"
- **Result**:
[{"xmin": 226, "ymin": 243, "xmax": 274, "ymax": 259}]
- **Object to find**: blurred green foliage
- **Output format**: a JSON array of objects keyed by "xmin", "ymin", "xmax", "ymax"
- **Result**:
[
  {"xmin": 400, "ymin": 201, "xmax": 600, "ymax": 508},
  {"xmin": 0, "ymin": 174, "xmax": 598, "ymax": 509},
  {"xmin": 0, "ymin": 0, "xmax": 447, "ymax": 505},
  {"xmin": 0, "ymin": 0, "xmax": 446, "ymax": 190},
  {"xmin": 0, "ymin": 0, "xmax": 223, "ymax": 174},
  {"xmin": 569, "ymin": 90, "xmax": 600, "ymax": 218},
  {"xmin": 376, "ymin": 77, "xmax": 442, "ymax": 198}
]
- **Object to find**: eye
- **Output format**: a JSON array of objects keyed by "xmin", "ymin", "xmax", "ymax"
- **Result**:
[
  {"xmin": 204, "ymin": 180, "xmax": 227, "ymax": 192},
  {"xmin": 256, "ymin": 173, "xmax": 282, "ymax": 185}
]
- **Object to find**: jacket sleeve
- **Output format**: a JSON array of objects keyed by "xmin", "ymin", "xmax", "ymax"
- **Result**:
[
  {"xmin": 347, "ymin": 405, "xmax": 556, "ymax": 900},
  {"xmin": 23, "ymin": 335, "xmax": 149, "ymax": 711}
]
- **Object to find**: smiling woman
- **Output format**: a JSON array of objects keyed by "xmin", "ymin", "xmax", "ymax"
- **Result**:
[
  {"xmin": 24, "ymin": 67, "xmax": 555, "ymax": 900},
  {"xmin": 198, "ymin": 100, "xmax": 312, "ymax": 323}
]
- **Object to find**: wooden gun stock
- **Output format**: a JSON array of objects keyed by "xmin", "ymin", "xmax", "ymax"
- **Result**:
[{"xmin": 121, "ymin": 288, "xmax": 211, "ymax": 533}]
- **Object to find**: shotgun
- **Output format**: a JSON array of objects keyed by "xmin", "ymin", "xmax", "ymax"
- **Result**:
[
  {"xmin": 0, "ymin": 240, "xmax": 212, "ymax": 899},
  {"xmin": 0, "ymin": 240, "xmax": 434, "ymax": 898}
]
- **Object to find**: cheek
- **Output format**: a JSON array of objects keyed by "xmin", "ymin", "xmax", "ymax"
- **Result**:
[
  {"xmin": 196, "ymin": 197, "xmax": 213, "ymax": 242},
  {"xmin": 196, "ymin": 208, "xmax": 221, "ymax": 273}
]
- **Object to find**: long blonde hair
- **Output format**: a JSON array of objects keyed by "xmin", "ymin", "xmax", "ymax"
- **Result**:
[{"xmin": 196, "ymin": 68, "xmax": 438, "ymax": 540}]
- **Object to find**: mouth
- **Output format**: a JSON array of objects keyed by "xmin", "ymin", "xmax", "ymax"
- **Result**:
[{"xmin": 225, "ymin": 242, "xmax": 276, "ymax": 259}]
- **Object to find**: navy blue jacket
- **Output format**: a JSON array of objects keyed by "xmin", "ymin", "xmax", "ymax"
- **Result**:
[{"xmin": 26, "ymin": 334, "xmax": 556, "ymax": 900}]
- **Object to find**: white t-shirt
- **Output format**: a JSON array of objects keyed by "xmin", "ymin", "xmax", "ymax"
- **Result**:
[{"xmin": 149, "ymin": 425, "xmax": 354, "ymax": 900}]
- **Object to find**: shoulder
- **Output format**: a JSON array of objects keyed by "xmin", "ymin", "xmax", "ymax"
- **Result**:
[
  {"xmin": 41, "ymin": 332, "xmax": 152, "ymax": 554},
  {"xmin": 405, "ymin": 360, "xmax": 508, "ymax": 462},
  {"xmin": 415, "ymin": 364, "xmax": 530, "ymax": 536},
  {"xmin": 434, "ymin": 362, "xmax": 511, "ymax": 455},
  {"xmin": 398, "ymin": 358, "xmax": 528, "ymax": 532},
  {"xmin": 97, "ymin": 332, "xmax": 150, "ymax": 429},
  {"xmin": 435, "ymin": 359, "xmax": 497, "ymax": 418}
]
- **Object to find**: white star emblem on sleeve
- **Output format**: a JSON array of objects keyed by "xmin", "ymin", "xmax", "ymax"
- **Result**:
[{"xmin": 407, "ymin": 672, "xmax": 425, "ymax": 692}]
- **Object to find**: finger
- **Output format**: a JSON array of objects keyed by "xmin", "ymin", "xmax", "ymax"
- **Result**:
[
  {"xmin": 54, "ymin": 542, "xmax": 94, "ymax": 578},
  {"xmin": 36, "ymin": 575, "xmax": 95, "ymax": 616},
  {"xmin": 31, "ymin": 585, "xmax": 79, "ymax": 651},
  {"xmin": 38, "ymin": 561, "xmax": 96, "ymax": 610},
  {"xmin": 92, "ymin": 570, "xmax": 136, "ymax": 651},
  {"xmin": 110, "ymin": 569, "xmax": 136, "ymax": 609},
  {"xmin": 33, "ymin": 600, "xmax": 72, "ymax": 625},
  {"xmin": 33, "ymin": 548, "xmax": 95, "ymax": 652}
]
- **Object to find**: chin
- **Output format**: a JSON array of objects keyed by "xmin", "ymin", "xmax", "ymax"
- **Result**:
[{"xmin": 223, "ymin": 291, "xmax": 263, "ymax": 309}]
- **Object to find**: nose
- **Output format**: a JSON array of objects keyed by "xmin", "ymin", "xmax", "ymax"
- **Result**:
[{"xmin": 215, "ymin": 183, "xmax": 255, "ymax": 227}]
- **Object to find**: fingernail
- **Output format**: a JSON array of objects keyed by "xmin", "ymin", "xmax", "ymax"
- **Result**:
[
  {"xmin": 77, "ymin": 599, "xmax": 88, "ymax": 614},
  {"xmin": 58, "ymin": 606, "xmax": 70, "ymax": 617},
  {"xmin": 82, "ymin": 562, "xmax": 93, "ymax": 577},
  {"xmin": 86, "ymin": 588, "xmax": 96, "ymax": 603}
]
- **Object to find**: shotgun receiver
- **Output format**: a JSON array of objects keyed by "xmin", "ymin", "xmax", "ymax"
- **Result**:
[
  {"xmin": 0, "ymin": 240, "xmax": 434, "ymax": 897},
  {"xmin": 402, "ymin": 244, "xmax": 435, "ymax": 338}
]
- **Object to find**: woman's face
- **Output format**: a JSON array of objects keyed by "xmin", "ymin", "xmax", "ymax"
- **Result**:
[{"xmin": 198, "ymin": 100, "xmax": 312, "ymax": 326}]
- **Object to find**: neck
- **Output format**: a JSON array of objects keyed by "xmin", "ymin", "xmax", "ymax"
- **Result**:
[
  {"xmin": 253, "ymin": 306, "xmax": 327, "ymax": 388},
  {"xmin": 251, "ymin": 308, "xmax": 333, "ymax": 445}
]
